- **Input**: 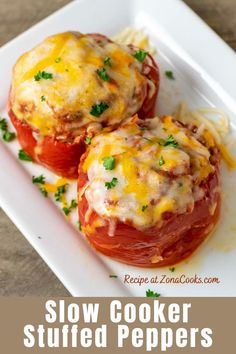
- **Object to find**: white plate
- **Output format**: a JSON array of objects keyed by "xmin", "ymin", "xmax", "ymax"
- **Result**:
[{"xmin": 0, "ymin": 0, "xmax": 236, "ymax": 296}]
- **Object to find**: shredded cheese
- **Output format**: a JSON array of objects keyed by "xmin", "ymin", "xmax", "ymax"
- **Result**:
[
  {"xmin": 112, "ymin": 27, "xmax": 156, "ymax": 55},
  {"xmin": 83, "ymin": 116, "xmax": 216, "ymax": 230},
  {"xmin": 175, "ymin": 102, "xmax": 236, "ymax": 169},
  {"xmin": 11, "ymin": 31, "xmax": 150, "ymax": 138}
]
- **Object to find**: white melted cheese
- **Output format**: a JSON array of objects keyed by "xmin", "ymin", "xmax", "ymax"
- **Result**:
[
  {"xmin": 82, "ymin": 116, "xmax": 216, "ymax": 230},
  {"xmin": 11, "ymin": 32, "xmax": 148, "ymax": 138}
]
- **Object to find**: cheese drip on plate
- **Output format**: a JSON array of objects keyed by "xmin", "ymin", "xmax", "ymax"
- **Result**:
[
  {"xmin": 11, "ymin": 31, "xmax": 150, "ymax": 139},
  {"xmin": 82, "ymin": 116, "xmax": 216, "ymax": 230}
]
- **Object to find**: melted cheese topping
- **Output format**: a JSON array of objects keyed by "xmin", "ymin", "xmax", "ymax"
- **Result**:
[
  {"xmin": 82, "ymin": 116, "xmax": 216, "ymax": 230},
  {"xmin": 11, "ymin": 32, "xmax": 148, "ymax": 139}
]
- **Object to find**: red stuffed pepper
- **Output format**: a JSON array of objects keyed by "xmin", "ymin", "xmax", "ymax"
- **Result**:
[
  {"xmin": 78, "ymin": 115, "xmax": 221, "ymax": 267},
  {"xmin": 8, "ymin": 31, "xmax": 159, "ymax": 178}
]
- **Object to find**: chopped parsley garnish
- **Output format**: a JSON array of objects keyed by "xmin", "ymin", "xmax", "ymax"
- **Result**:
[
  {"xmin": 109, "ymin": 275, "xmax": 118, "ymax": 278},
  {"xmin": 140, "ymin": 127, "xmax": 148, "ymax": 131},
  {"xmin": 34, "ymin": 71, "xmax": 53, "ymax": 81},
  {"xmin": 85, "ymin": 136, "xmax": 92, "ymax": 145},
  {"xmin": 39, "ymin": 187, "xmax": 48, "ymax": 197},
  {"xmin": 178, "ymin": 182, "xmax": 183, "ymax": 187},
  {"xmin": 169, "ymin": 267, "xmax": 176, "ymax": 272},
  {"xmin": 159, "ymin": 156, "xmax": 165, "ymax": 166},
  {"xmin": 133, "ymin": 49, "xmax": 148, "ymax": 62},
  {"xmin": 165, "ymin": 70, "xmax": 175, "ymax": 80},
  {"xmin": 32, "ymin": 175, "xmax": 45, "ymax": 184},
  {"xmin": 63, "ymin": 199, "xmax": 78, "ymax": 216},
  {"xmin": 103, "ymin": 156, "xmax": 116, "ymax": 170},
  {"xmin": 164, "ymin": 135, "xmax": 179, "ymax": 148},
  {"xmin": 158, "ymin": 135, "xmax": 179, "ymax": 148},
  {"xmin": 62, "ymin": 207, "xmax": 70, "ymax": 216},
  {"xmin": 32, "ymin": 175, "xmax": 47, "ymax": 197},
  {"xmin": 141, "ymin": 205, "xmax": 148, "ymax": 212},
  {"xmin": 90, "ymin": 102, "xmax": 109, "ymax": 117},
  {"xmin": 0, "ymin": 117, "xmax": 16, "ymax": 142},
  {"xmin": 54, "ymin": 184, "xmax": 68, "ymax": 202},
  {"xmin": 70, "ymin": 199, "xmax": 77, "ymax": 209},
  {"xmin": 55, "ymin": 57, "xmax": 61, "ymax": 63},
  {"xmin": 0, "ymin": 118, "xmax": 7, "ymax": 131},
  {"xmin": 104, "ymin": 56, "xmax": 112, "ymax": 66},
  {"xmin": 105, "ymin": 177, "xmax": 118, "ymax": 190},
  {"xmin": 146, "ymin": 289, "xmax": 161, "ymax": 298},
  {"xmin": 41, "ymin": 95, "xmax": 46, "ymax": 102},
  {"xmin": 3, "ymin": 131, "xmax": 16, "ymax": 142},
  {"xmin": 18, "ymin": 149, "xmax": 33, "ymax": 162},
  {"xmin": 144, "ymin": 135, "xmax": 179, "ymax": 148},
  {"xmin": 96, "ymin": 68, "xmax": 110, "ymax": 81},
  {"xmin": 77, "ymin": 221, "xmax": 82, "ymax": 231}
]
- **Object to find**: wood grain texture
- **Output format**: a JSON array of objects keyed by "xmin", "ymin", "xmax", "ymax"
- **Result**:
[
  {"xmin": 184, "ymin": 0, "xmax": 236, "ymax": 50},
  {"xmin": 0, "ymin": 0, "xmax": 235, "ymax": 296}
]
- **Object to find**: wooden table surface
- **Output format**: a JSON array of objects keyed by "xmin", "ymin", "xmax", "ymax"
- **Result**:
[{"xmin": 0, "ymin": 0, "xmax": 235, "ymax": 296}]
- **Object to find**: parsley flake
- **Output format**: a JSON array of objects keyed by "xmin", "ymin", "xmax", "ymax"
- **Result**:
[
  {"xmin": 165, "ymin": 70, "xmax": 175, "ymax": 80},
  {"xmin": 104, "ymin": 56, "xmax": 112, "ymax": 66},
  {"xmin": 70, "ymin": 199, "xmax": 77, "ymax": 209},
  {"xmin": 146, "ymin": 289, "xmax": 161, "ymax": 298},
  {"xmin": 169, "ymin": 267, "xmax": 176, "ymax": 272},
  {"xmin": 18, "ymin": 150, "xmax": 33, "ymax": 162},
  {"xmin": 159, "ymin": 156, "xmax": 165, "ymax": 166},
  {"xmin": 0, "ymin": 118, "xmax": 7, "ymax": 131},
  {"xmin": 144, "ymin": 135, "xmax": 179, "ymax": 149},
  {"xmin": 109, "ymin": 275, "xmax": 118, "ymax": 278},
  {"xmin": 133, "ymin": 49, "xmax": 148, "ymax": 62},
  {"xmin": 41, "ymin": 95, "xmax": 46, "ymax": 102},
  {"xmin": 32, "ymin": 175, "xmax": 45, "ymax": 184},
  {"xmin": 97, "ymin": 68, "xmax": 110, "ymax": 81},
  {"xmin": 3, "ymin": 131, "xmax": 15, "ymax": 142},
  {"xmin": 158, "ymin": 135, "xmax": 179, "ymax": 148},
  {"xmin": 85, "ymin": 136, "xmax": 92, "ymax": 145},
  {"xmin": 54, "ymin": 184, "xmax": 68, "ymax": 202},
  {"xmin": 103, "ymin": 156, "xmax": 116, "ymax": 170},
  {"xmin": 141, "ymin": 205, "xmax": 148, "ymax": 212},
  {"xmin": 105, "ymin": 177, "xmax": 118, "ymax": 190},
  {"xmin": 63, "ymin": 199, "xmax": 78, "ymax": 216},
  {"xmin": 63, "ymin": 207, "xmax": 70, "ymax": 216},
  {"xmin": 77, "ymin": 221, "xmax": 82, "ymax": 231},
  {"xmin": 0, "ymin": 118, "xmax": 16, "ymax": 142},
  {"xmin": 34, "ymin": 71, "xmax": 53, "ymax": 81},
  {"xmin": 164, "ymin": 135, "xmax": 179, "ymax": 148},
  {"xmin": 39, "ymin": 187, "xmax": 48, "ymax": 197},
  {"xmin": 90, "ymin": 102, "xmax": 109, "ymax": 117}
]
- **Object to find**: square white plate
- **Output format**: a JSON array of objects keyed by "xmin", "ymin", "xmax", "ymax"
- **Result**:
[{"xmin": 0, "ymin": 0, "xmax": 236, "ymax": 296}]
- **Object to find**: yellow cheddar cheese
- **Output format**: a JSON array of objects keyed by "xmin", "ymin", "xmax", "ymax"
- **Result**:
[
  {"xmin": 11, "ymin": 31, "xmax": 149, "ymax": 139},
  {"xmin": 82, "ymin": 116, "xmax": 217, "ymax": 230}
]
